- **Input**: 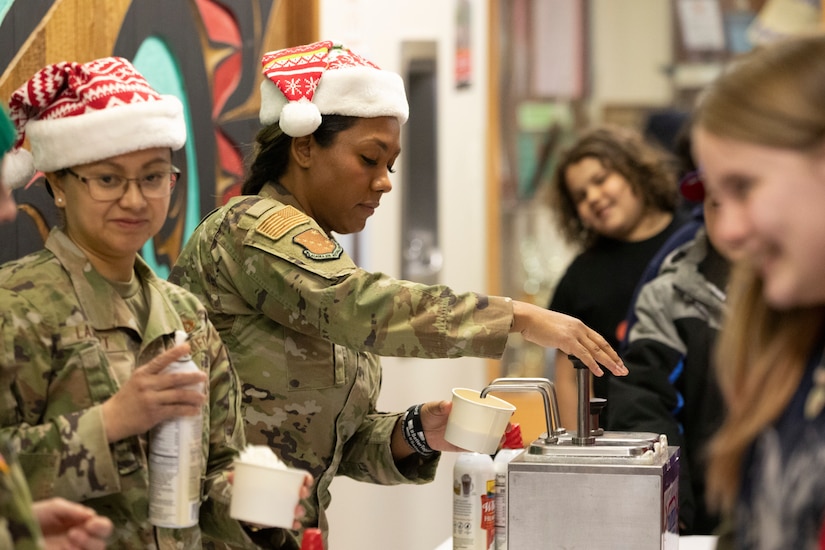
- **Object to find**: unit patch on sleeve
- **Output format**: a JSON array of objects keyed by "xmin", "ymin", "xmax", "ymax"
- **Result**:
[
  {"xmin": 294, "ymin": 228, "xmax": 343, "ymax": 260},
  {"xmin": 256, "ymin": 205, "xmax": 309, "ymax": 240}
]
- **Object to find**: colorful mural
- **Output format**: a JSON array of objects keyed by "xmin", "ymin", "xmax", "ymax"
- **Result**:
[{"xmin": 0, "ymin": 0, "xmax": 317, "ymax": 273}]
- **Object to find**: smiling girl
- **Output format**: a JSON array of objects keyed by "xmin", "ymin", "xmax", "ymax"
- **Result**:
[{"xmin": 693, "ymin": 34, "xmax": 825, "ymax": 549}]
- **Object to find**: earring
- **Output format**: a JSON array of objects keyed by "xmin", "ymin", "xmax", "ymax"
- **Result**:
[{"xmin": 56, "ymin": 198, "xmax": 63, "ymax": 204}]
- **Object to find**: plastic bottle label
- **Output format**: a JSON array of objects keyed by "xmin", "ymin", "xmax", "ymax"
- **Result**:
[
  {"xmin": 493, "ymin": 447, "xmax": 522, "ymax": 550},
  {"xmin": 453, "ymin": 454, "xmax": 495, "ymax": 550}
]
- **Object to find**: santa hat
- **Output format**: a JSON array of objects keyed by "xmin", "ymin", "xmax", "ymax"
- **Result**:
[
  {"xmin": 3, "ymin": 57, "xmax": 185, "ymax": 190},
  {"xmin": 259, "ymin": 40, "xmax": 409, "ymax": 137}
]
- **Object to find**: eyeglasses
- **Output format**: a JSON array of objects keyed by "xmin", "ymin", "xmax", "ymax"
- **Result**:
[{"xmin": 65, "ymin": 166, "xmax": 180, "ymax": 201}]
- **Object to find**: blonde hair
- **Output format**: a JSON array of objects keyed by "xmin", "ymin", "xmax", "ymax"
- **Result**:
[
  {"xmin": 707, "ymin": 265, "xmax": 823, "ymax": 511},
  {"xmin": 694, "ymin": 34, "xmax": 825, "ymax": 512}
]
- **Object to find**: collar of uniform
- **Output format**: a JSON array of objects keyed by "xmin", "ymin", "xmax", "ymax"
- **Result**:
[
  {"xmin": 44, "ymin": 228, "xmax": 127, "ymax": 330},
  {"xmin": 133, "ymin": 255, "xmax": 187, "ymax": 346},
  {"xmin": 44, "ymin": 227, "xmax": 180, "ymax": 334},
  {"xmin": 260, "ymin": 181, "xmax": 306, "ymax": 213}
]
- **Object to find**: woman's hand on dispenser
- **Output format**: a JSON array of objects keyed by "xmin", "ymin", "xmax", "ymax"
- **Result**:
[
  {"xmin": 510, "ymin": 301, "xmax": 627, "ymax": 377},
  {"xmin": 101, "ymin": 343, "xmax": 207, "ymax": 442}
]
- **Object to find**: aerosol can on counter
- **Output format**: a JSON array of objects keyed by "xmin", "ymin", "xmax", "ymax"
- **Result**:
[
  {"xmin": 453, "ymin": 452, "xmax": 495, "ymax": 550},
  {"xmin": 149, "ymin": 330, "xmax": 204, "ymax": 527},
  {"xmin": 493, "ymin": 424, "xmax": 525, "ymax": 550}
]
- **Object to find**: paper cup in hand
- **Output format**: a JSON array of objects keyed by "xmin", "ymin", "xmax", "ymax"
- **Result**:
[
  {"xmin": 444, "ymin": 388, "xmax": 516, "ymax": 454},
  {"xmin": 230, "ymin": 446, "xmax": 307, "ymax": 528}
]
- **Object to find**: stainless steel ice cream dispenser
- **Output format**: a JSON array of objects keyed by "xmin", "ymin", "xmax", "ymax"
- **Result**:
[{"xmin": 482, "ymin": 374, "xmax": 680, "ymax": 550}]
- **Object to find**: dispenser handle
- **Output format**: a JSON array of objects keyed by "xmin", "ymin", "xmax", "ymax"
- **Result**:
[{"xmin": 569, "ymin": 357, "xmax": 596, "ymax": 445}]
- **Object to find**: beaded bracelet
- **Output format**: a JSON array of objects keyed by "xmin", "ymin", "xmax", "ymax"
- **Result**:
[{"xmin": 402, "ymin": 404, "xmax": 436, "ymax": 457}]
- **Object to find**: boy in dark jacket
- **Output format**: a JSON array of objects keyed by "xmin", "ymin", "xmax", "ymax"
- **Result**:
[{"xmin": 608, "ymin": 174, "xmax": 742, "ymax": 535}]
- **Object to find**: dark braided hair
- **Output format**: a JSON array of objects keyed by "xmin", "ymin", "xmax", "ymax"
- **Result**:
[{"xmin": 243, "ymin": 115, "xmax": 360, "ymax": 195}]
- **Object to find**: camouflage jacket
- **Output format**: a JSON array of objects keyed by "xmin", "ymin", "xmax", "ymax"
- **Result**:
[
  {"xmin": 0, "ymin": 228, "xmax": 256, "ymax": 549},
  {"xmin": 169, "ymin": 183, "xmax": 513, "ymax": 544},
  {"xmin": 0, "ymin": 437, "xmax": 44, "ymax": 550}
]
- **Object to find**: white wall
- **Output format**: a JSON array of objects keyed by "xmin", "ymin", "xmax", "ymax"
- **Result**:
[
  {"xmin": 319, "ymin": 2, "xmax": 675, "ymax": 549},
  {"xmin": 321, "ymin": 2, "xmax": 492, "ymax": 549}
]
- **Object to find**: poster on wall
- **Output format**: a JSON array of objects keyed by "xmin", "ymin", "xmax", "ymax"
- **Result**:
[
  {"xmin": 530, "ymin": 0, "xmax": 586, "ymax": 99},
  {"xmin": 455, "ymin": 0, "xmax": 472, "ymax": 89},
  {"xmin": 676, "ymin": 0, "xmax": 726, "ymax": 52}
]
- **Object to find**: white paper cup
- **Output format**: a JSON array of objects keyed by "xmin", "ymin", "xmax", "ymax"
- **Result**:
[
  {"xmin": 230, "ymin": 461, "xmax": 306, "ymax": 528},
  {"xmin": 444, "ymin": 387, "xmax": 516, "ymax": 454}
]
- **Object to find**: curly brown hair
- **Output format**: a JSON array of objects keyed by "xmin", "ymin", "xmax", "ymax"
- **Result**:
[{"xmin": 549, "ymin": 124, "xmax": 679, "ymax": 249}]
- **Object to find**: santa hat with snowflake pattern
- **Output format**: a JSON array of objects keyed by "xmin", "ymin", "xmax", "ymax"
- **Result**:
[
  {"xmin": 259, "ymin": 40, "xmax": 409, "ymax": 137},
  {"xmin": 2, "ymin": 56, "xmax": 185, "ymax": 190}
]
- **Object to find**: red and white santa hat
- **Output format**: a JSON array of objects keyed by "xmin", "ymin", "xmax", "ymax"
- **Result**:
[
  {"xmin": 3, "ymin": 56, "xmax": 185, "ymax": 190},
  {"xmin": 259, "ymin": 40, "xmax": 409, "ymax": 137}
]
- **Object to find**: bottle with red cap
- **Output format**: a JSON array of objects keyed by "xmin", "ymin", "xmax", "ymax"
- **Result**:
[
  {"xmin": 493, "ymin": 423, "xmax": 524, "ymax": 550},
  {"xmin": 301, "ymin": 528, "xmax": 323, "ymax": 550}
]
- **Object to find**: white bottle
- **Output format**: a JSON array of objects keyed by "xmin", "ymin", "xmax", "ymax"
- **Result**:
[
  {"xmin": 453, "ymin": 452, "xmax": 495, "ymax": 550},
  {"xmin": 493, "ymin": 449, "xmax": 524, "ymax": 550},
  {"xmin": 493, "ymin": 423, "xmax": 524, "ymax": 550},
  {"xmin": 149, "ymin": 330, "xmax": 203, "ymax": 528}
]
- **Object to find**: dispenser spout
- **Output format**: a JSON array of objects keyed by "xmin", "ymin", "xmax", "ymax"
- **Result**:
[{"xmin": 480, "ymin": 377, "xmax": 566, "ymax": 445}]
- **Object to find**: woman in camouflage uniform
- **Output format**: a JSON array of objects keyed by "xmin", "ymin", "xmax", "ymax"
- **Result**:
[
  {"xmin": 0, "ymin": 99, "xmax": 112, "ymax": 550},
  {"xmin": 171, "ymin": 40, "xmax": 626, "ymax": 547},
  {"xmin": 0, "ymin": 58, "xmax": 304, "ymax": 548}
]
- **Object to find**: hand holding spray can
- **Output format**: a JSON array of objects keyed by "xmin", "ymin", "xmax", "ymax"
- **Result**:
[{"xmin": 149, "ymin": 330, "xmax": 204, "ymax": 528}]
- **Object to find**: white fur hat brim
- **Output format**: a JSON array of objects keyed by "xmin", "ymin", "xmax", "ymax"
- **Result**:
[
  {"xmin": 260, "ymin": 66, "xmax": 409, "ymax": 136},
  {"xmin": 27, "ymin": 95, "xmax": 186, "ymax": 172}
]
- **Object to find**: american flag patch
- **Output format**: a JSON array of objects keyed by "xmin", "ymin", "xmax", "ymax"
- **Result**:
[{"xmin": 256, "ymin": 205, "xmax": 308, "ymax": 240}]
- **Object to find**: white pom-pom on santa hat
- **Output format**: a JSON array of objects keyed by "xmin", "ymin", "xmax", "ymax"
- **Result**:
[
  {"xmin": 259, "ymin": 41, "xmax": 409, "ymax": 136},
  {"xmin": 1, "ymin": 147, "xmax": 35, "ymax": 190},
  {"xmin": 279, "ymin": 98, "xmax": 322, "ymax": 138}
]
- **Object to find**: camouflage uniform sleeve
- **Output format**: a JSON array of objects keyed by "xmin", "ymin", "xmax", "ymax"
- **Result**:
[
  {"xmin": 208, "ymin": 204, "xmax": 513, "ymax": 358},
  {"xmin": 338, "ymin": 412, "xmax": 438, "ymax": 485},
  {"xmin": 0, "ymin": 290, "xmax": 119, "ymax": 501},
  {"xmin": 314, "ymin": 269, "xmax": 513, "ymax": 359}
]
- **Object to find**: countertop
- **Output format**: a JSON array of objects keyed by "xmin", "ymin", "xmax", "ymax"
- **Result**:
[{"xmin": 434, "ymin": 535, "xmax": 718, "ymax": 550}]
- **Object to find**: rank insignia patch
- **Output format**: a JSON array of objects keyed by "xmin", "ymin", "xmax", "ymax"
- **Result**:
[
  {"xmin": 256, "ymin": 206, "xmax": 309, "ymax": 240},
  {"xmin": 294, "ymin": 229, "xmax": 343, "ymax": 260}
]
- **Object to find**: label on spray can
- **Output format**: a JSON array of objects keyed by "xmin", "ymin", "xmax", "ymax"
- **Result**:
[{"xmin": 148, "ymin": 330, "xmax": 203, "ymax": 528}]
